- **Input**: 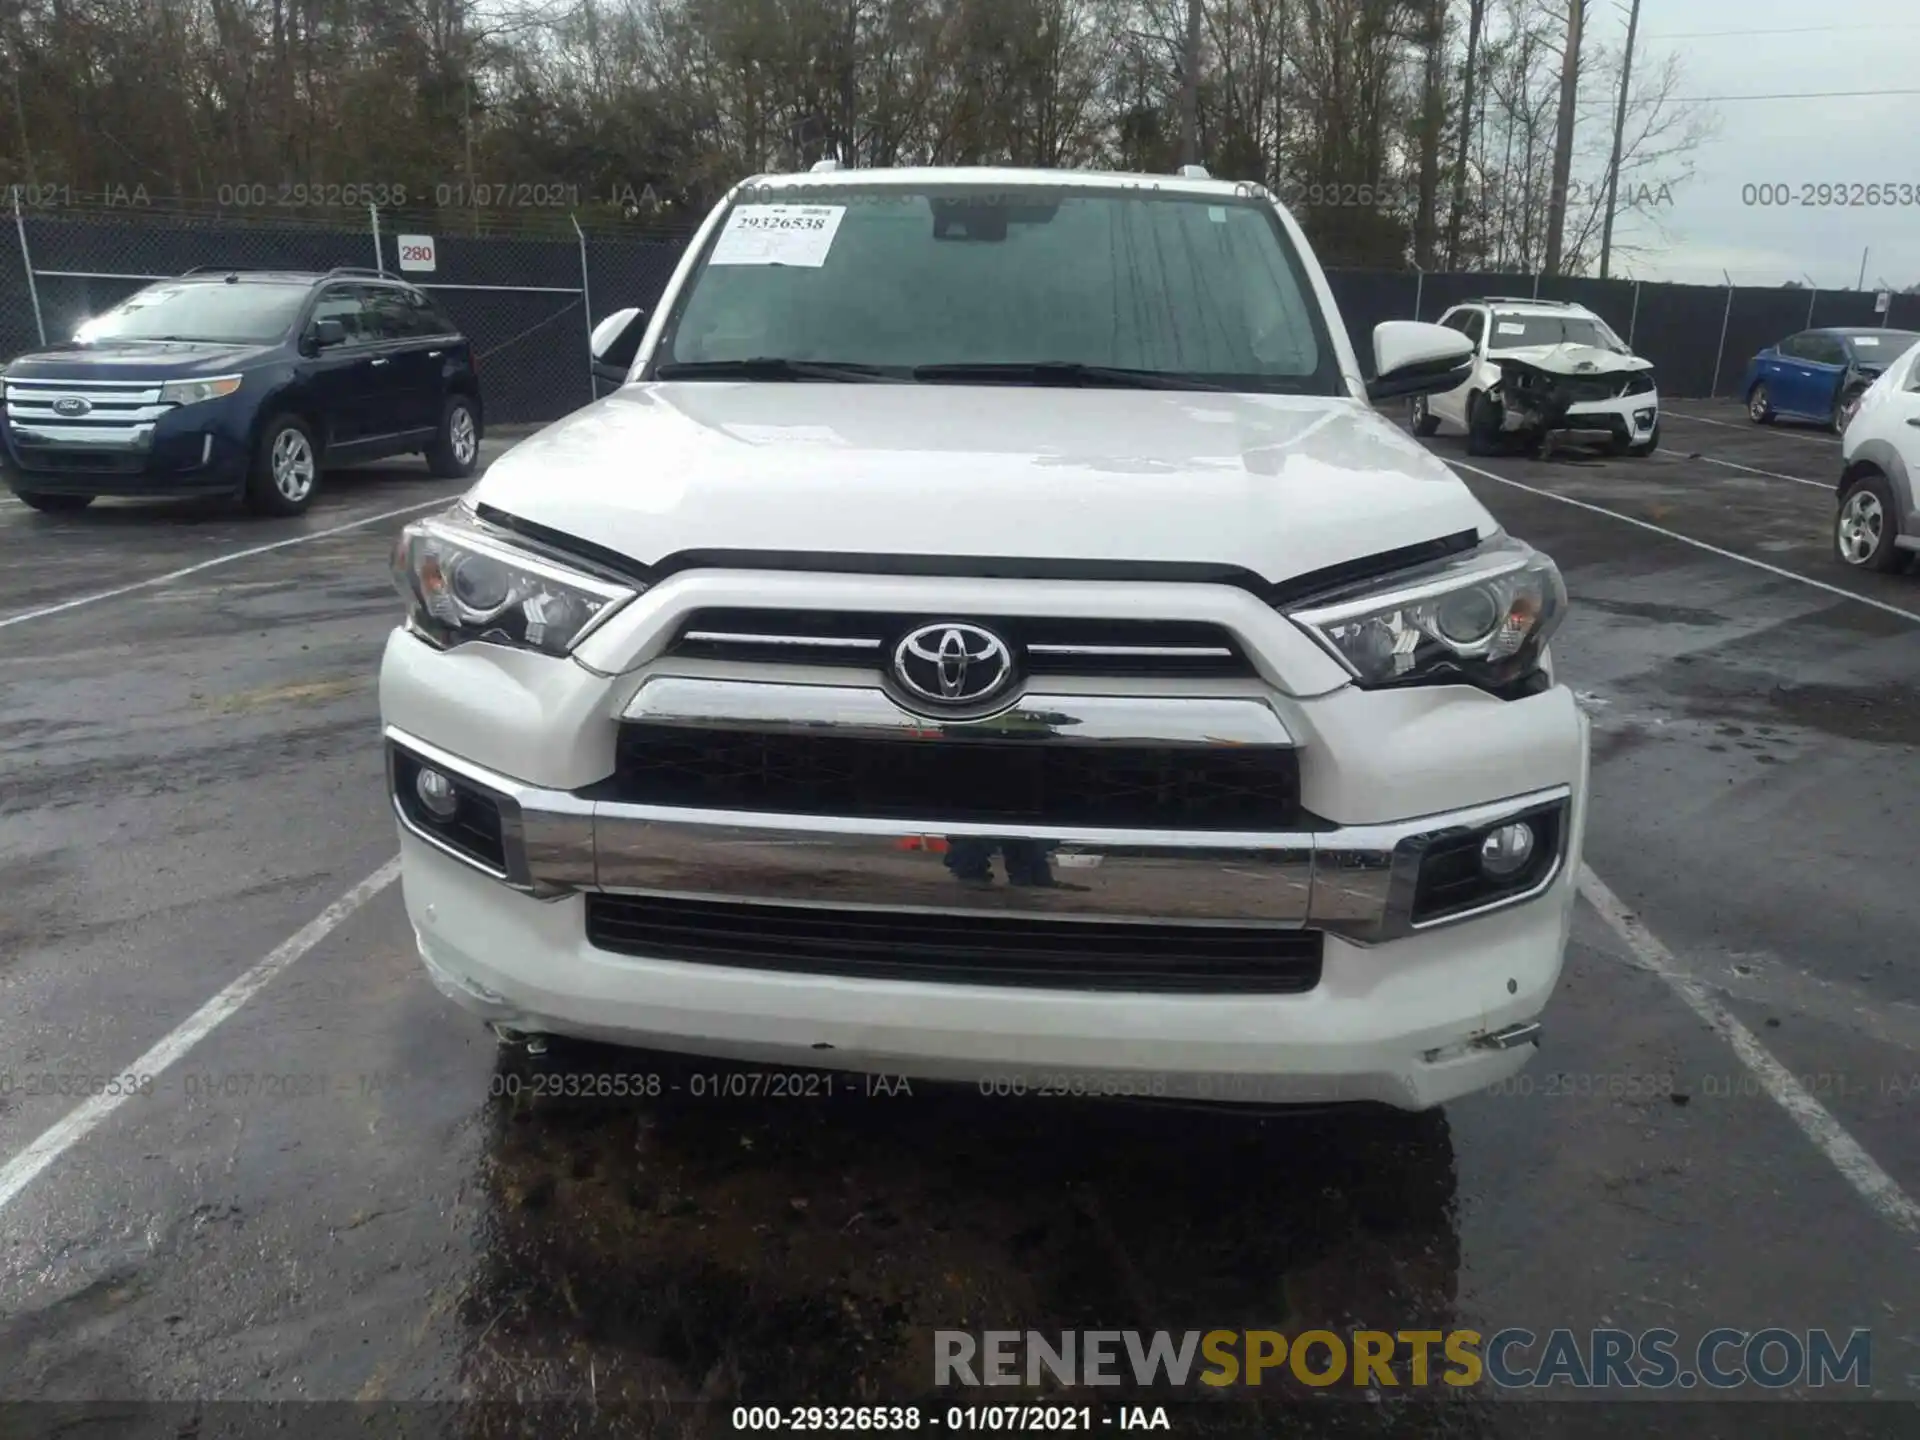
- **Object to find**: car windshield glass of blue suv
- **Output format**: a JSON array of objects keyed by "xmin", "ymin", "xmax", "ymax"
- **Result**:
[
  {"xmin": 660, "ymin": 185, "xmax": 1338, "ymax": 392},
  {"xmin": 73, "ymin": 281, "xmax": 310, "ymax": 345},
  {"xmin": 1840, "ymin": 329, "xmax": 1920, "ymax": 358}
]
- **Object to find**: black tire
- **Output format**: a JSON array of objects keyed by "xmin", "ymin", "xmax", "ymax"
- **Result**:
[
  {"xmin": 1835, "ymin": 471, "xmax": 1904, "ymax": 573},
  {"xmin": 14, "ymin": 491, "xmax": 94, "ymax": 513},
  {"xmin": 1833, "ymin": 385, "xmax": 1866, "ymax": 434},
  {"xmin": 1465, "ymin": 391, "xmax": 1503, "ymax": 456},
  {"xmin": 1747, "ymin": 382, "xmax": 1775, "ymax": 425},
  {"xmin": 1627, "ymin": 419, "xmax": 1661, "ymax": 457},
  {"xmin": 1410, "ymin": 394, "xmax": 1441, "ymax": 437},
  {"xmin": 245, "ymin": 413, "xmax": 321, "ymax": 516},
  {"xmin": 427, "ymin": 394, "xmax": 481, "ymax": 479}
]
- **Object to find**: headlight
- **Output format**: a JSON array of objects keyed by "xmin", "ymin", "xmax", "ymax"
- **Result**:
[
  {"xmin": 1286, "ymin": 534, "xmax": 1566, "ymax": 692},
  {"xmin": 390, "ymin": 509, "xmax": 640, "ymax": 657},
  {"xmin": 160, "ymin": 375, "xmax": 243, "ymax": 405}
]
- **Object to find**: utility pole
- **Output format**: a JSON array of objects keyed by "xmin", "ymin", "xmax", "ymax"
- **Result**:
[
  {"xmin": 1598, "ymin": 0, "xmax": 1641, "ymax": 280},
  {"xmin": 1178, "ymin": 0, "xmax": 1201, "ymax": 167},
  {"xmin": 1543, "ymin": 0, "xmax": 1587, "ymax": 277},
  {"xmin": 1857, "ymin": 247, "xmax": 1869, "ymax": 290}
]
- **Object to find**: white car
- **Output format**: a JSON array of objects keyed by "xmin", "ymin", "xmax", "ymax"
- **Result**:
[
  {"xmin": 1412, "ymin": 298, "xmax": 1660, "ymax": 458},
  {"xmin": 1835, "ymin": 337, "xmax": 1920, "ymax": 572},
  {"xmin": 379, "ymin": 165, "xmax": 1591, "ymax": 1112}
]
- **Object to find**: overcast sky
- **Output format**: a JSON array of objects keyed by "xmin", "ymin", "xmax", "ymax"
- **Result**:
[{"xmin": 1596, "ymin": 1, "xmax": 1920, "ymax": 287}]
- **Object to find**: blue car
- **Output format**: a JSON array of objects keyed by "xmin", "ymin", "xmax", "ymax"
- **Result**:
[
  {"xmin": 1742, "ymin": 326, "xmax": 1920, "ymax": 433},
  {"xmin": 0, "ymin": 267, "xmax": 484, "ymax": 516}
]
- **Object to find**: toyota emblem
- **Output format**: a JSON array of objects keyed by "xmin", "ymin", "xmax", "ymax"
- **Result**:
[
  {"xmin": 52, "ymin": 396, "xmax": 92, "ymax": 417},
  {"xmin": 892, "ymin": 622, "xmax": 1014, "ymax": 708}
]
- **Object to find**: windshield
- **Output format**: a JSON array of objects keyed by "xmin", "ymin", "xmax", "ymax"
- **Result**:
[
  {"xmin": 73, "ymin": 281, "xmax": 309, "ymax": 345},
  {"xmin": 1841, "ymin": 330, "xmax": 1920, "ymax": 360},
  {"xmin": 654, "ymin": 184, "xmax": 1339, "ymax": 393},
  {"xmin": 1489, "ymin": 312, "xmax": 1626, "ymax": 353}
]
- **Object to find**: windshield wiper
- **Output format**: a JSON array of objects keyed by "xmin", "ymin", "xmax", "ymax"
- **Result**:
[
  {"xmin": 653, "ymin": 357, "xmax": 896, "ymax": 382},
  {"xmin": 911, "ymin": 361, "xmax": 1230, "ymax": 391}
]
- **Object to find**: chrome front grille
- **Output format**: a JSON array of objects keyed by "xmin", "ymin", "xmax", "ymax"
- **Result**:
[
  {"xmin": 4, "ymin": 378, "xmax": 171, "ymax": 450},
  {"xmin": 670, "ymin": 608, "xmax": 1252, "ymax": 679}
]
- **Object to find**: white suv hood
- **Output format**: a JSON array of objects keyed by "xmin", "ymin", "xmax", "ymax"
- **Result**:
[
  {"xmin": 471, "ymin": 383, "xmax": 1494, "ymax": 583},
  {"xmin": 1490, "ymin": 342, "xmax": 1651, "ymax": 376}
]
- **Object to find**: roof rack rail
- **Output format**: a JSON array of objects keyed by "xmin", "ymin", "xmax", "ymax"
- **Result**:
[
  {"xmin": 1467, "ymin": 295, "xmax": 1581, "ymax": 307},
  {"xmin": 177, "ymin": 265, "xmax": 387, "ymax": 280}
]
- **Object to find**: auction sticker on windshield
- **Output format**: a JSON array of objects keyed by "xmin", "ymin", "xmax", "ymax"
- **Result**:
[{"xmin": 710, "ymin": 204, "xmax": 846, "ymax": 267}]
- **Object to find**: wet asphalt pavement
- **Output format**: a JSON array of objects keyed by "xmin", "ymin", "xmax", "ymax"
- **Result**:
[{"xmin": 1, "ymin": 404, "xmax": 1918, "ymax": 1438}]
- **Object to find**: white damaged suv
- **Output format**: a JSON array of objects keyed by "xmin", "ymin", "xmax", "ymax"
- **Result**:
[
  {"xmin": 1414, "ymin": 297, "xmax": 1660, "ymax": 458},
  {"xmin": 380, "ymin": 166, "xmax": 1591, "ymax": 1111}
]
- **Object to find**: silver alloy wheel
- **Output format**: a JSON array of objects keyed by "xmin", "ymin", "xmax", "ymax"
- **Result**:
[
  {"xmin": 1748, "ymin": 385, "xmax": 1769, "ymax": 421},
  {"xmin": 450, "ymin": 405, "xmax": 477, "ymax": 465},
  {"xmin": 1837, "ymin": 488, "xmax": 1884, "ymax": 565},
  {"xmin": 271, "ymin": 428, "xmax": 316, "ymax": 501}
]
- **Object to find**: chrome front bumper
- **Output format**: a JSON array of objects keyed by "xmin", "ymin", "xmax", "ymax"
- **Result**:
[{"xmin": 384, "ymin": 720, "xmax": 1570, "ymax": 947}]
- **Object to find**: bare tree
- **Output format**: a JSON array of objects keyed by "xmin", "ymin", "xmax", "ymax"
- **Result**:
[
  {"xmin": 0, "ymin": 0, "xmax": 1716, "ymax": 269},
  {"xmin": 1442, "ymin": 0, "xmax": 1486, "ymax": 268},
  {"xmin": 1408, "ymin": 0, "xmax": 1446, "ymax": 269},
  {"xmin": 1541, "ymin": 0, "xmax": 1584, "ymax": 276}
]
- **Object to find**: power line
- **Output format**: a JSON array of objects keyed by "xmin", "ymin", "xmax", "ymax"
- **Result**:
[
  {"xmin": 1643, "ymin": 23, "xmax": 1920, "ymax": 39},
  {"xmin": 1667, "ymin": 87, "xmax": 1920, "ymax": 103}
]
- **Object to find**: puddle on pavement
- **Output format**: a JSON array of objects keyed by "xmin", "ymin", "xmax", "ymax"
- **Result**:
[{"xmin": 447, "ymin": 1045, "xmax": 1480, "ymax": 1434}]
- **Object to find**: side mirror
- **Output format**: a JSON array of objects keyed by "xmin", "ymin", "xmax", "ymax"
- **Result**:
[
  {"xmin": 309, "ymin": 318, "xmax": 347, "ymax": 351},
  {"xmin": 590, "ymin": 306, "xmax": 649, "ymax": 385},
  {"xmin": 1367, "ymin": 321, "xmax": 1475, "ymax": 402}
]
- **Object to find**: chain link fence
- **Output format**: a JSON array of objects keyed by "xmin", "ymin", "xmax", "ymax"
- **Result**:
[
  {"xmin": 4, "ymin": 197, "xmax": 692, "ymax": 425},
  {"xmin": 5, "ymin": 193, "xmax": 1918, "ymax": 420},
  {"xmin": 1325, "ymin": 268, "xmax": 1920, "ymax": 401}
]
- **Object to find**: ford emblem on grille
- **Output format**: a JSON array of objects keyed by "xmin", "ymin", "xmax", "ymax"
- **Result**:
[
  {"xmin": 52, "ymin": 396, "xmax": 92, "ymax": 417},
  {"xmin": 892, "ymin": 622, "xmax": 1014, "ymax": 707}
]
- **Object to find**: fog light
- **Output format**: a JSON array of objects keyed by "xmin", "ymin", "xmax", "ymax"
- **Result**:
[
  {"xmin": 415, "ymin": 766, "xmax": 459, "ymax": 819},
  {"xmin": 1479, "ymin": 822, "xmax": 1535, "ymax": 878},
  {"xmin": 1634, "ymin": 407, "xmax": 1656, "ymax": 427}
]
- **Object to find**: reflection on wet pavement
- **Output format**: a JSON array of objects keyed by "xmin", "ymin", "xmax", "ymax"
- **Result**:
[{"xmin": 456, "ymin": 1045, "xmax": 1464, "ymax": 1431}]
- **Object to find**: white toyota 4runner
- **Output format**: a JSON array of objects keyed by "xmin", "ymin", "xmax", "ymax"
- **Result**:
[{"xmin": 380, "ymin": 166, "xmax": 1591, "ymax": 1111}]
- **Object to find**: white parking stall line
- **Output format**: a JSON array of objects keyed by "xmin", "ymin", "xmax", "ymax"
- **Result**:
[
  {"xmin": 0, "ymin": 492, "xmax": 464, "ymax": 632},
  {"xmin": 1447, "ymin": 459, "xmax": 1920, "ymax": 627},
  {"xmin": 1578, "ymin": 864, "xmax": 1920, "ymax": 1238},
  {"xmin": 1674, "ymin": 453, "xmax": 1833, "ymax": 491},
  {"xmin": 0, "ymin": 859, "xmax": 402, "ymax": 1213},
  {"xmin": 1663, "ymin": 410, "xmax": 1842, "ymax": 447}
]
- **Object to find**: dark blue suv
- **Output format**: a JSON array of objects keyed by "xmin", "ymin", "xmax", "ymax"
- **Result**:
[{"xmin": 0, "ymin": 267, "xmax": 483, "ymax": 515}]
